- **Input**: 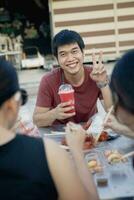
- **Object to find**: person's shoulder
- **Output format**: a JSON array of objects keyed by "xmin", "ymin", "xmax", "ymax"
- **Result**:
[
  {"xmin": 16, "ymin": 135, "xmax": 47, "ymax": 162},
  {"xmin": 16, "ymin": 134, "xmax": 43, "ymax": 146}
]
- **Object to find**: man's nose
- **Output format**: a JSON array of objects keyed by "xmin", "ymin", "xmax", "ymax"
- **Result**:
[{"xmin": 66, "ymin": 52, "xmax": 74, "ymax": 61}]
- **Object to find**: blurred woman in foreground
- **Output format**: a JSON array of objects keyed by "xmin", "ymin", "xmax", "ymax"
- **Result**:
[
  {"xmin": 0, "ymin": 58, "xmax": 98, "ymax": 199},
  {"xmin": 104, "ymin": 49, "xmax": 134, "ymax": 139}
]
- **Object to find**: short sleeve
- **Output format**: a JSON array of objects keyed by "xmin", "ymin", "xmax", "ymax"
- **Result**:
[{"xmin": 36, "ymin": 76, "xmax": 53, "ymax": 107}]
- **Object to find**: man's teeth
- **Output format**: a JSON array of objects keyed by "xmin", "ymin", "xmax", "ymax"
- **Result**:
[{"xmin": 68, "ymin": 63, "xmax": 76, "ymax": 67}]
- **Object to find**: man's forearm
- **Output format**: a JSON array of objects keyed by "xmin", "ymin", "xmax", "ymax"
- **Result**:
[
  {"xmin": 101, "ymin": 85, "xmax": 113, "ymax": 111},
  {"xmin": 33, "ymin": 109, "xmax": 57, "ymax": 127}
]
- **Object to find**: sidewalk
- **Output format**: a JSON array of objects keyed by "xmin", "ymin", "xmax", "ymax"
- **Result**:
[
  {"xmin": 18, "ymin": 68, "xmax": 45, "ymax": 96},
  {"xmin": 18, "ymin": 68, "xmax": 46, "ymax": 121}
]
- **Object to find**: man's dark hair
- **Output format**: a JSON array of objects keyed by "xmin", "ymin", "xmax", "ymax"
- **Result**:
[
  {"xmin": 110, "ymin": 49, "xmax": 134, "ymax": 114},
  {"xmin": 52, "ymin": 29, "xmax": 85, "ymax": 58}
]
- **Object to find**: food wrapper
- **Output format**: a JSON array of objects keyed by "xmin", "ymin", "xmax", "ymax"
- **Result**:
[{"xmin": 86, "ymin": 113, "xmax": 105, "ymax": 137}]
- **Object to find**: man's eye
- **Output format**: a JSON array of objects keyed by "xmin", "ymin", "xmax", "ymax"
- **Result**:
[
  {"xmin": 60, "ymin": 53, "xmax": 66, "ymax": 57},
  {"xmin": 72, "ymin": 50, "xmax": 78, "ymax": 54}
]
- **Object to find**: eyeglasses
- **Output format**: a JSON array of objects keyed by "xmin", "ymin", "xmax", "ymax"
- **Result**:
[{"xmin": 14, "ymin": 89, "xmax": 28, "ymax": 106}]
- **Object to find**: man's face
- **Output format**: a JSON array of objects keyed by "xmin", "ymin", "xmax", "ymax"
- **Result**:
[{"xmin": 57, "ymin": 43, "xmax": 84, "ymax": 75}]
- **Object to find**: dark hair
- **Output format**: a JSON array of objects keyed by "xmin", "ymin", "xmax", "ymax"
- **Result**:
[
  {"xmin": 0, "ymin": 59, "xmax": 27, "ymax": 106},
  {"xmin": 110, "ymin": 49, "xmax": 134, "ymax": 114},
  {"xmin": 52, "ymin": 29, "xmax": 85, "ymax": 58}
]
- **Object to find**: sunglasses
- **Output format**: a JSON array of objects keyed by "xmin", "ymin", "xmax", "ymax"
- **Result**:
[
  {"xmin": 14, "ymin": 89, "xmax": 28, "ymax": 106},
  {"xmin": 20, "ymin": 89, "xmax": 28, "ymax": 106}
]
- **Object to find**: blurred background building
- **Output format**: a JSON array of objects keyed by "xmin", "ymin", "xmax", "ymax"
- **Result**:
[
  {"xmin": 50, "ymin": 0, "xmax": 134, "ymax": 62},
  {"xmin": 0, "ymin": 0, "xmax": 134, "ymax": 69}
]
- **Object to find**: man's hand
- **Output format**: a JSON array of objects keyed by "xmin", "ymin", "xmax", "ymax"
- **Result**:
[
  {"xmin": 54, "ymin": 101, "xmax": 75, "ymax": 120},
  {"xmin": 90, "ymin": 51, "xmax": 108, "ymax": 83}
]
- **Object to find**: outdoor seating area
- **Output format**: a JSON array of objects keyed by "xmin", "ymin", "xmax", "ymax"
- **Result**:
[{"xmin": 0, "ymin": 1, "xmax": 134, "ymax": 199}]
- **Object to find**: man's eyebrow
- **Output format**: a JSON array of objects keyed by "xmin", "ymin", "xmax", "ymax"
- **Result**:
[
  {"xmin": 58, "ymin": 47, "xmax": 79, "ymax": 54},
  {"xmin": 58, "ymin": 50, "xmax": 66, "ymax": 54},
  {"xmin": 72, "ymin": 47, "xmax": 79, "ymax": 50}
]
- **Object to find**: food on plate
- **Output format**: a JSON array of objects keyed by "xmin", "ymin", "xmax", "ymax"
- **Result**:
[
  {"xmin": 87, "ymin": 159, "xmax": 102, "ymax": 173},
  {"xmin": 83, "ymin": 135, "xmax": 95, "ymax": 149},
  {"xmin": 105, "ymin": 150, "xmax": 126, "ymax": 164},
  {"xmin": 61, "ymin": 131, "xmax": 108, "ymax": 150},
  {"xmin": 88, "ymin": 159, "xmax": 97, "ymax": 168},
  {"xmin": 98, "ymin": 131, "xmax": 108, "ymax": 141}
]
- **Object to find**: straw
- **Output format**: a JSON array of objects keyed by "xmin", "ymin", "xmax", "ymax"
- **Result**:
[
  {"xmin": 121, "ymin": 151, "xmax": 134, "ymax": 159},
  {"xmin": 95, "ymin": 105, "xmax": 114, "ymax": 142}
]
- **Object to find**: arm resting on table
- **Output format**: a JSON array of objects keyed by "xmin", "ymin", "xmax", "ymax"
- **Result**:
[{"xmin": 33, "ymin": 106, "xmax": 57, "ymax": 127}]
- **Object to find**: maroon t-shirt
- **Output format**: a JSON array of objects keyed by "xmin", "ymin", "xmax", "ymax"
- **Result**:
[{"xmin": 36, "ymin": 66, "xmax": 102, "ymax": 125}]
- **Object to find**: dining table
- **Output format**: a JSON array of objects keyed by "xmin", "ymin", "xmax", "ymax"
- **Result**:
[{"xmin": 39, "ymin": 125, "xmax": 134, "ymax": 200}]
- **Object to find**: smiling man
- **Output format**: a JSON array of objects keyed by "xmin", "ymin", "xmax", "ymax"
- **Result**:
[{"xmin": 33, "ymin": 29, "xmax": 112, "ymax": 127}]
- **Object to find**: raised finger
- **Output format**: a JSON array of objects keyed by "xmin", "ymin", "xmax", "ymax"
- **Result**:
[
  {"xmin": 92, "ymin": 52, "xmax": 97, "ymax": 66},
  {"xmin": 98, "ymin": 51, "xmax": 103, "ymax": 65}
]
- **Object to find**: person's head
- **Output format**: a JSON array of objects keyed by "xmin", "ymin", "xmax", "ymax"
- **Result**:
[
  {"xmin": 52, "ymin": 29, "xmax": 85, "ymax": 75},
  {"xmin": 53, "ymin": 29, "xmax": 85, "ymax": 58},
  {"xmin": 0, "ymin": 59, "xmax": 28, "ymax": 129},
  {"xmin": 110, "ymin": 49, "xmax": 134, "ymax": 131}
]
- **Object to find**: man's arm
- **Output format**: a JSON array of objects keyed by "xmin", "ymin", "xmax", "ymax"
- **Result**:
[
  {"xmin": 33, "ymin": 106, "xmax": 57, "ymax": 127},
  {"xmin": 90, "ymin": 51, "xmax": 113, "ymax": 111},
  {"xmin": 99, "ymin": 84, "xmax": 113, "ymax": 111},
  {"xmin": 33, "ymin": 101, "xmax": 75, "ymax": 127}
]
